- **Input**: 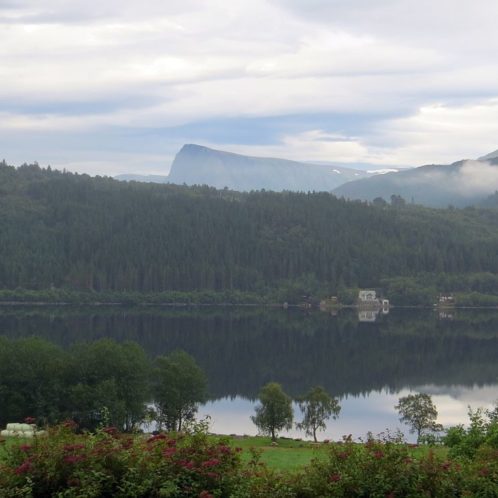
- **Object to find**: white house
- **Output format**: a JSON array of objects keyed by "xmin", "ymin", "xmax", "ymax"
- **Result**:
[{"xmin": 358, "ymin": 290, "xmax": 377, "ymax": 302}]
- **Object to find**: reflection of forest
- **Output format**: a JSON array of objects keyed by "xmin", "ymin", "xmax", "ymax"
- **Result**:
[{"xmin": 1, "ymin": 306, "xmax": 498, "ymax": 399}]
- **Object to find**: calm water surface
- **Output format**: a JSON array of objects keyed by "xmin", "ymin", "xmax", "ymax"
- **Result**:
[{"xmin": 1, "ymin": 306, "xmax": 497, "ymax": 441}]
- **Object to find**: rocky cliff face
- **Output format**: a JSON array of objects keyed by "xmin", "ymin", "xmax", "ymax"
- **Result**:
[{"xmin": 167, "ymin": 144, "xmax": 371, "ymax": 191}]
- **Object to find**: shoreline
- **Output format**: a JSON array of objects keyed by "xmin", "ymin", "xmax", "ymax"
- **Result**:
[{"xmin": 0, "ymin": 301, "xmax": 497, "ymax": 310}]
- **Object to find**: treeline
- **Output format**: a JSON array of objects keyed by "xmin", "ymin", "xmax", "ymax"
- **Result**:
[
  {"xmin": 1, "ymin": 161, "xmax": 498, "ymax": 299},
  {"xmin": 0, "ymin": 336, "xmax": 206, "ymax": 432}
]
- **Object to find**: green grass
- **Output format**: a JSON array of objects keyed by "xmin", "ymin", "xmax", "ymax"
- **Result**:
[
  {"xmin": 0, "ymin": 437, "xmax": 21, "ymax": 461},
  {"xmin": 224, "ymin": 436, "xmax": 449, "ymax": 470},
  {"xmin": 226, "ymin": 436, "xmax": 327, "ymax": 470}
]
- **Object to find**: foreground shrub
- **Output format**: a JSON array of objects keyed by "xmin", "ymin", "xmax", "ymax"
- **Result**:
[
  {"xmin": 295, "ymin": 434, "xmax": 463, "ymax": 497},
  {"xmin": 443, "ymin": 406, "xmax": 498, "ymax": 459},
  {"xmin": 0, "ymin": 422, "xmax": 243, "ymax": 497},
  {"xmin": 2, "ymin": 425, "xmax": 498, "ymax": 497}
]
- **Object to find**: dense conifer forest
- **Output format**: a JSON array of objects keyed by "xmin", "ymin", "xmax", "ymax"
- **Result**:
[{"xmin": 1, "ymin": 161, "xmax": 498, "ymax": 302}]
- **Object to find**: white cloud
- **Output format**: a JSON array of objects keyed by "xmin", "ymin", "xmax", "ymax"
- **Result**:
[
  {"xmin": 1, "ymin": 0, "xmax": 498, "ymax": 174},
  {"xmin": 212, "ymin": 130, "xmax": 368, "ymax": 164},
  {"xmin": 371, "ymin": 99, "xmax": 498, "ymax": 166}
]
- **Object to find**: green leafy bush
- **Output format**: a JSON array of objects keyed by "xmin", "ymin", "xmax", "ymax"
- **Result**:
[{"xmin": 443, "ymin": 406, "xmax": 498, "ymax": 459}]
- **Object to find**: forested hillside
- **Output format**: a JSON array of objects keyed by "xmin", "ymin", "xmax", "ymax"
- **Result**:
[{"xmin": 1, "ymin": 161, "xmax": 498, "ymax": 298}]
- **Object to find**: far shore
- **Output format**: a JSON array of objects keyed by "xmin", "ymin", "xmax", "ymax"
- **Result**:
[{"xmin": 0, "ymin": 301, "xmax": 497, "ymax": 310}]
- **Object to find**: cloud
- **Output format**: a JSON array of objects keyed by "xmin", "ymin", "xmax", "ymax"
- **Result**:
[
  {"xmin": 1, "ymin": 0, "xmax": 498, "ymax": 175},
  {"xmin": 370, "ymin": 99, "xmax": 498, "ymax": 166},
  {"xmin": 210, "ymin": 130, "xmax": 368, "ymax": 164}
]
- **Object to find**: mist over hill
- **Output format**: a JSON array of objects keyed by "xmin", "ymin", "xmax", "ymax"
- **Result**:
[{"xmin": 333, "ymin": 157, "xmax": 498, "ymax": 208}]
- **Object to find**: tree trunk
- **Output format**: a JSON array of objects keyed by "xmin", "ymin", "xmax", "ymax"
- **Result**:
[{"xmin": 313, "ymin": 427, "xmax": 317, "ymax": 443}]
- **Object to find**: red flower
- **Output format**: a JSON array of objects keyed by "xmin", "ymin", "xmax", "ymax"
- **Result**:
[
  {"xmin": 179, "ymin": 459, "xmax": 195, "ymax": 469},
  {"xmin": 202, "ymin": 458, "xmax": 220, "ymax": 468},
  {"xmin": 329, "ymin": 473, "xmax": 341, "ymax": 482},
  {"xmin": 19, "ymin": 444, "xmax": 32, "ymax": 453},
  {"xmin": 24, "ymin": 417, "xmax": 36, "ymax": 424},
  {"xmin": 63, "ymin": 420, "xmax": 78, "ymax": 430},
  {"xmin": 373, "ymin": 450, "xmax": 384, "ymax": 459},
  {"xmin": 199, "ymin": 492, "xmax": 214, "ymax": 498},
  {"xmin": 121, "ymin": 438, "xmax": 134, "ymax": 450},
  {"xmin": 479, "ymin": 467, "xmax": 490, "ymax": 477},
  {"xmin": 163, "ymin": 447, "xmax": 177, "ymax": 457},
  {"xmin": 146, "ymin": 433, "xmax": 167, "ymax": 444},
  {"xmin": 64, "ymin": 455, "xmax": 86, "ymax": 464},
  {"xmin": 63, "ymin": 444, "xmax": 85, "ymax": 452},
  {"xmin": 15, "ymin": 459, "xmax": 32, "ymax": 475},
  {"xmin": 102, "ymin": 426, "xmax": 118, "ymax": 436}
]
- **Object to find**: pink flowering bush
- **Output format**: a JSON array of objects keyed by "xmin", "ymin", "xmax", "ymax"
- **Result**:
[
  {"xmin": 0, "ymin": 422, "xmax": 243, "ymax": 497},
  {"xmin": 1, "ymin": 425, "xmax": 498, "ymax": 497},
  {"xmin": 295, "ymin": 434, "xmax": 465, "ymax": 497}
]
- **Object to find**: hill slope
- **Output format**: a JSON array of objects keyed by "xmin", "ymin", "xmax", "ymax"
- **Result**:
[
  {"xmin": 333, "ymin": 158, "xmax": 498, "ymax": 208},
  {"xmin": 1, "ymin": 161, "xmax": 498, "ymax": 295}
]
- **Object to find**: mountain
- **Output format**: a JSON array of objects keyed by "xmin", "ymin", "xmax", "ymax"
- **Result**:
[
  {"xmin": 130, "ymin": 144, "xmax": 373, "ymax": 191},
  {"xmin": 478, "ymin": 150, "xmax": 498, "ymax": 160},
  {"xmin": 333, "ymin": 157, "xmax": 498, "ymax": 208}
]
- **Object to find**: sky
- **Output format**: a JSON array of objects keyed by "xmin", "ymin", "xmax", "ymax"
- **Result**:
[{"xmin": 2, "ymin": 0, "xmax": 498, "ymax": 176}]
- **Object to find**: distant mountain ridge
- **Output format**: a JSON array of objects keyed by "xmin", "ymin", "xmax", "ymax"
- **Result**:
[
  {"xmin": 116, "ymin": 144, "xmax": 374, "ymax": 191},
  {"xmin": 115, "ymin": 144, "xmax": 498, "ymax": 207},
  {"xmin": 167, "ymin": 144, "xmax": 374, "ymax": 191}
]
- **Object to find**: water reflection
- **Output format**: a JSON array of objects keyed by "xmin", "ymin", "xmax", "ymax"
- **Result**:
[
  {"xmin": 1, "ymin": 305, "xmax": 498, "ymax": 434},
  {"xmin": 200, "ymin": 384, "xmax": 498, "ymax": 442}
]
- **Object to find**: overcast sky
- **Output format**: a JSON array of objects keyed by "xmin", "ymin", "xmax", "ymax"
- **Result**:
[{"xmin": 2, "ymin": 0, "xmax": 498, "ymax": 175}]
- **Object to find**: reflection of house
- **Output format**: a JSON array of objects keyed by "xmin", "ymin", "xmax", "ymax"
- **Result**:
[
  {"xmin": 359, "ymin": 310, "xmax": 379, "ymax": 322},
  {"xmin": 439, "ymin": 311, "xmax": 454, "ymax": 320}
]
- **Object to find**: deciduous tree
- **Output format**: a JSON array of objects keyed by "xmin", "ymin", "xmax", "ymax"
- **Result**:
[
  {"xmin": 395, "ymin": 393, "xmax": 443, "ymax": 442},
  {"xmin": 296, "ymin": 386, "xmax": 340, "ymax": 442},
  {"xmin": 251, "ymin": 382, "xmax": 293, "ymax": 442},
  {"xmin": 153, "ymin": 350, "xmax": 207, "ymax": 431}
]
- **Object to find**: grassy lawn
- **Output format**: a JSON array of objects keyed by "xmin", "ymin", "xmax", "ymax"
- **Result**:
[
  {"xmin": 226, "ymin": 436, "xmax": 328, "ymax": 470},
  {"xmin": 224, "ymin": 435, "xmax": 449, "ymax": 471}
]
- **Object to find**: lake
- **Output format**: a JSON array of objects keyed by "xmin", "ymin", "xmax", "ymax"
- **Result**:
[{"xmin": 1, "ymin": 305, "xmax": 497, "ymax": 441}]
